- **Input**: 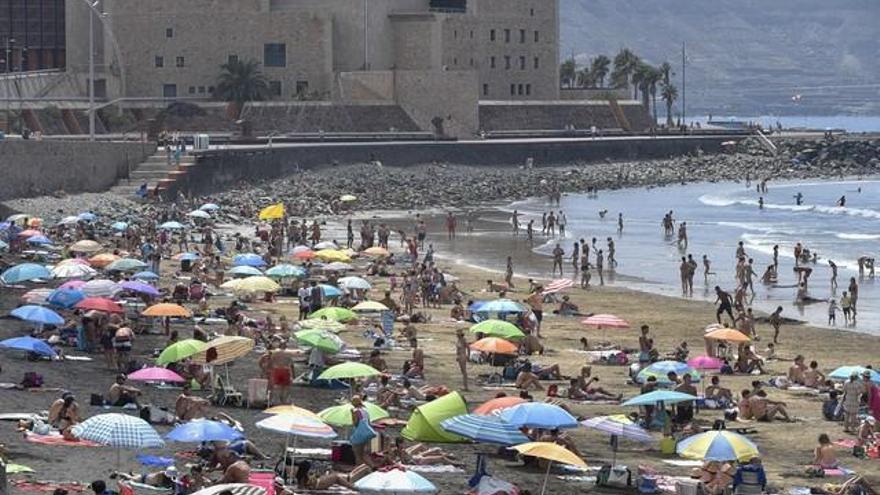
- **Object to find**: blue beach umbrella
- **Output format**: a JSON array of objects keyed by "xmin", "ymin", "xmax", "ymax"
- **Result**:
[
  {"xmin": 133, "ymin": 271, "xmax": 160, "ymax": 281},
  {"xmin": 120, "ymin": 281, "xmax": 161, "ymax": 297},
  {"xmin": 166, "ymin": 419, "xmax": 243, "ymax": 443},
  {"xmin": 11, "ymin": 305, "xmax": 65, "ymax": 325},
  {"xmin": 227, "ymin": 265, "xmax": 263, "ymax": 277},
  {"xmin": 0, "ymin": 336, "xmax": 57, "ymax": 357},
  {"xmin": 25, "ymin": 235, "xmax": 52, "ymax": 245},
  {"xmin": 355, "ymin": 468, "xmax": 437, "ymax": 494},
  {"xmin": 471, "ymin": 299, "xmax": 526, "ymax": 313},
  {"xmin": 319, "ymin": 284, "xmax": 342, "ymax": 297},
  {"xmin": 111, "ymin": 222, "xmax": 129, "ymax": 231},
  {"xmin": 1, "ymin": 263, "xmax": 52, "ymax": 283},
  {"xmin": 636, "ymin": 360, "xmax": 701, "ymax": 384},
  {"xmin": 77, "ymin": 212, "xmax": 97, "ymax": 222},
  {"xmin": 265, "ymin": 264, "xmax": 307, "ymax": 279},
  {"xmin": 440, "ymin": 414, "xmax": 530, "ymax": 446},
  {"xmin": 500, "ymin": 402, "xmax": 578, "ymax": 429},
  {"xmin": 158, "ymin": 221, "xmax": 185, "ymax": 230},
  {"xmin": 622, "ymin": 390, "xmax": 698, "ymax": 407},
  {"xmin": 829, "ymin": 366, "xmax": 880, "ymax": 384},
  {"xmin": 72, "ymin": 413, "xmax": 164, "ymax": 449},
  {"xmin": 233, "ymin": 253, "xmax": 267, "ymax": 267},
  {"xmin": 46, "ymin": 288, "xmax": 86, "ymax": 309}
]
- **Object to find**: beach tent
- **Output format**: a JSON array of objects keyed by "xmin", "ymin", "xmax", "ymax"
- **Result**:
[{"xmin": 402, "ymin": 392, "xmax": 468, "ymax": 443}]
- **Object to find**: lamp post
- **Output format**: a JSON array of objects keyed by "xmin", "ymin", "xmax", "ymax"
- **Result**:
[
  {"xmin": 4, "ymin": 37, "xmax": 14, "ymax": 134},
  {"xmin": 88, "ymin": 2, "xmax": 96, "ymax": 141}
]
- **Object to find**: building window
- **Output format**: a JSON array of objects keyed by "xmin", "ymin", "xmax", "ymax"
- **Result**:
[
  {"xmin": 166, "ymin": 28, "xmax": 173, "ymax": 38},
  {"xmin": 208, "ymin": 86, "xmax": 215, "ymax": 94},
  {"xmin": 490, "ymin": 56, "xmax": 496, "ymax": 69},
  {"xmin": 198, "ymin": 86, "xmax": 205, "ymax": 93},
  {"xmin": 296, "ymin": 80, "xmax": 309, "ymax": 96},
  {"xmin": 526, "ymin": 84, "xmax": 531, "ymax": 95},
  {"xmin": 534, "ymin": 57, "xmax": 540, "ymax": 69},
  {"xmin": 269, "ymin": 80, "xmax": 282, "ymax": 97},
  {"xmin": 469, "ymin": 58, "xmax": 474, "ymax": 67},
  {"xmin": 228, "ymin": 55, "xmax": 239, "ymax": 65},
  {"xmin": 520, "ymin": 29, "xmax": 526, "ymax": 43},
  {"xmin": 530, "ymin": 8, "xmax": 535, "ymax": 16},
  {"xmin": 155, "ymin": 56, "xmax": 164, "ymax": 68},
  {"xmin": 504, "ymin": 29, "xmax": 510, "ymax": 43},
  {"xmin": 176, "ymin": 56, "xmax": 185, "ymax": 68},
  {"xmin": 482, "ymin": 83, "xmax": 489, "ymax": 96},
  {"xmin": 453, "ymin": 57, "xmax": 458, "ymax": 66},
  {"xmin": 454, "ymin": 30, "xmax": 458, "ymax": 39},
  {"xmin": 519, "ymin": 56, "xmax": 526, "ymax": 70},
  {"xmin": 510, "ymin": 84, "xmax": 515, "ymax": 96},
  {"xmin": 504, "ymin": 56, "xmax": 511, "ymax": 70},
  {"xmin": 518, "ymin": 84, "xmax": 524, "ymax": 95},
  {"xmin": 490, "ymin": 29, "xmax": 495, "ymax": 41},
  {"xmin": 264, "ymin": 43, "xmax": 287, "ymax": 67},
  {"xmin": 163, "ymin": 84, "xmax": 177, "ymax": 98},
  {"xmin": 534, "ymin": 30, "xmax": 539, "ymax": 42},
  {"xmin": 188, "ymin": 86, "xmax": 195, "ymax": 94},
  {"xmin": 470, "ymin": 30, "xmax": 474, "ymax": 39}
]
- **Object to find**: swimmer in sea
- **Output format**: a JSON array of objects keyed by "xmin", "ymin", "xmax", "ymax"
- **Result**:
[
  {"xmin": 794, "ymin": 192, "xmax": 803, "ymax": 205},
  {"xmin": 828, "ymin": 260, "xmax": 838, "ymax": 291},
  {"xmin": 599, "ymin": 209, "xmax": 608, "ymax": 219},
  {"xmin": 837, "ymin": 195, "xmax": 846, "ymax": 207},
  {"xmin": 758, "ymin": 197, "xmax": 764, "ymax": 209}
]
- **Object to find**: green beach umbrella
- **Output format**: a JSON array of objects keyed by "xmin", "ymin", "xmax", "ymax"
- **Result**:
[
  {"xmin": 309, "ymin": 307, "xmax": 358, "ymax": 322},
  {"xmin": 106, "ymin": 258, "xmax": 149, "ymax": 272},
  {"xmin": 298, "ymin": 318, "xmax": 345, "ymax": 333},
  {"xmin": 265, "ymin": 264, "xmax": 307, "ymax": 279},
  {"xmin": 294, "ymin": 329, "xmax": 344, "ymax": 353},
  {"xmin": 319, "ymin": 401, "xmax": 389, "ymax": 427},
  {"xmin": 156, "ymin": 339, "xmax": 207, "ymax": 366},
  {"xmin": 469, "ymin": 319, "xmax": 526, "ymax": 340},
  {"xmin": 318, "ymin": 362, "xmax": 381, "ymax": 381}
]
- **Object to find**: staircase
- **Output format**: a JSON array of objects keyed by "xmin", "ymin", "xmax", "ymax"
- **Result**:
[{"xmin": 109, "ymin": 150, "xmax": 195, "ymax": 199}]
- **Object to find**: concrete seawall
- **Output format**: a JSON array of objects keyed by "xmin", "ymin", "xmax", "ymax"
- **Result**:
[
  {"xmin": 0, "ymin": 140, "xmax": 154, "ymax": 201},
  {"xmin": 178, "ymin": 135, "xmax": 740, "ymax": 195}
]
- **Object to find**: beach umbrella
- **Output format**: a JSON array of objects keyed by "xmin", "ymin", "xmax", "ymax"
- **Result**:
[
  {"xmin": 0, "ymin": 240, "xmax": 7, "ymax": 251},
  {"xmin": 143, "ymin": 303, "xmax": 192, "ymax": 318},
  {"xmin": 677, "ymin": 430, "xmax": 760, "ymax": 462},
  {"xmin": 440, "ymin": 414, "xmax": 530, "ymax": 446},
  {"xmin": 315, "ymin": 249, "xmax": 351, "ymax": 263},
  {"xmin": 233, "ymin": 253, "xmax": 267, "ymax": 267},
  {"xmin": 21, "ymin": 288, "xmax": 53, "ymax": 305},
  {"xmin": 363, "ymin": 246, "xmax": 390, "ymax": 257},
  {"xmin": 69, "ymin": 240, "xmax": 103, "ymax": 253},
  {"xmin": 25, "ymin": 235, "xmax": 52, "ymax": 245},
  {"xmin": 1, "ymin": 263, "xmax": 51, "ymax": 283},
  {"xmin": 318, "ymin": 362, "xmax": 381, "ymax": 381},
  {"xmin": 11, "ymin": 305, "xmax": 64, "ymax": 326},
  {"xmin": 75, "ymin": 297, "xmax": 124, "ymax": 314},
  {"xmin": 500, "ymin": 403, "xmax": 578, "ymax": 429},
  {"xmin": 829, "ymin": 366, "xmax": 880, "ymax": 384},
  {"xmin": 199, "ymin": 203, "xmax": 220, "ymax": 211},
  {"xmin": 190, "ymin": 485, "xmax": 265, "ymax": 495},
  {"xmin": 473, "ymin": 397, "xmax": 528, "ymax": 416},
  {"xmin": 704, "ymin": 327, "xmax": 751, "ymax": 343},
  {"xmin": 470, "ymin": 337, "xmax": 518, "ymax": 356},
  {"xmin": 57, "ymin": 216, "xmax": 80, "ymax": 226},
  {"xmin": 581, "ymin": 415, "xmax": 653, "ymax": 465},
  {"xmin": 132, "ymin": 271, "xmax": 160, "ymax": 281},
  {"xmin": 352, "ymin": 301, "xmax": 389, "ymax": 312},
  {"xmin": 81, "ymin": 279, "xmax": 121, "ymax": 297},
  {"xmin": 58, "ymin": 258, "xmax": 91, "ymax": 266},
  {"xmin": 622, "ymin": 390, "xmax": 698, "ymax": 407},
  {"xmin": 471, "ymin": 299, "xmax": 526, "ymax": 314},
  {"xmin": 72, "ymin": 413, "xmax": 164, "ymax": 448},
  {"xmin": 292, "ymin": 249, "xmax": 316, "ymax": 260},
  {"xmin": 324, "ymin": 261, "xmax": 354, "ymax": 272},
  {"xmin": 111, "ymin": 222, "xmax": 129, "ymax": 232},
  {"xmin": 542, "ymin": 278, "xmax": 574, "ymax": 295},
  {"xmin": 255, "ymin": 413, "xmax": 336, "ymax": 441},
  {"xmin": 158, "ymin": 221, "xmax": 185, "ymax": 230},
  {"xmin": 88, "ymin": 253, "xmax": 120, "ymax": 268},
  {"xmin": 314, "ymin": 241, "xmax": 339, "ymax": 250},
  {"xmin": 187, "ymin": 210, "xmax": 211, "ymax": 219},
  {"xmin": 688, "ymin": 355, "xmax": 723, "ymax": 370},
  {"xmin": 226, "ymin": 265, "xmax": 263, "ymax": 277},
  {"xmin": 0, "ymin": 336, "xmax": 57, "ymax": 358},
  {"xmin": 258, "ymin": 203, "xmax": 285, "ymax": 221},
  {"xmin": 319, "ymin": 284, "xmax": 342, "ymax": 297},
  {"xmin": 6, "ymin": 214, "xmax": 28, "ymax": 223},
  {"xmin": 319, "ymin": 402, "xmax": 389, "ymax": 427},
  {"xmin": 469, "ymin": 320, "xmax": 525, "ymax": 340},
  {"xmin": 228, "ymin": 276, "xmax": 280, "ymax": 293},
  {"xmin": 17, "ymin": 229, "xmax": 42, "ymax": 238},
  {"xmin": 59, "ymin": 279, "xmax": 87, "ymax": 290},
  {"xmin": 340, "ymin": 195, "xmax": 357, "ymax": 202},
  {"xmin": 119, "ymin": 281, "xmax": 161, "ymax": 297},
  {"xmin": 294, "ymin": 329, "xmax": 344, "ymax": 353},
  {"xmin": 636, "ymin": 360, "xmax": 701, "ymax": 384},
  {"xmin": 166, "ymin": 419, "xmax": 243, "ymax": 443},
  {"xmin": 265, "ymin": 264, "xmax": 307, "ymax": 279},
  {"xmin": 355, "ymin": 468, "xmax": 437, "ymax": 494},
  {"xmin": 582, "ymin": 314, "xmax": 630, "ymax": 329},
  {"xmin": 263, "ymin": 404, "xmax": 321, "ymax": 420},
  {"xmin": 106, "ymin": 258, "xmax": 148, "ymax": 272},
  {"xmin": 191, "ymin": 336, "xmax": 254, "ymax": 366},
  {"xmin": 338, "ymin": 276, "xmax": 371, "ymax": 290},
  {"xmin": 51, "ymin": 262, "xmax": 97, "ymax": 279},
  {"xmin": 309, "ymin": 307, "xmax": 357, "ymax": 322},
  {"xmin": 291, "ymin": 245, "xmax": 312, "ymax": 255},
  {"xmin": 128, "ymin": 367, "xmax": 186, "ymax": 383},
  {"xmin": 173, "ymin": 252, "xmax": 201, "ymax": 262},
  {"xmin": 298, "ymin": 318, "xmax": 345, "ymax": 332},
  {"xmin": 510, "ymin": 442, "xmax": 586, "ymax": 495},
  {"xmin": 156, "ymin": 339, "xmax": 207, "ymax": 365},
  {"xmin": 77, "ymin": 212, "xmax": 97, "ymax": 222}
]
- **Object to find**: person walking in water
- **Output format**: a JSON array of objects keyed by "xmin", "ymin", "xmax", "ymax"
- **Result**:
[
  {"xmin": 618, "ymin": 213, "xmax": 624, "ymax": 233},
  {"xmin": 703, "ymin": 255, "xmax": 715, "ymax": 283},
  {"xmin": 607, "ymin": 238, "xmax": 617, "ymax": 268},
  {"xmin": 595, "ymin": 249, "xmax": 605, "ymax": 285},
  {"xmin": 511, "ymin": 210, "xmax": 520, "ymax": 235},
  {"xmin": 828, "ymin": 260, "xmax": 838, "ymax": 291},
  {"xmin": 551, "ymin": 244, "xmax": 564, "ymax": 276},
  {"xmin": 677, "ymin": 222, "xmax": 688, "ymax": 248}
]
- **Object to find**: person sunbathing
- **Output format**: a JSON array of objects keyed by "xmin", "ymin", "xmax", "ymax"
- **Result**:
[
  {"xmin": 813, "ymin": 433, "xmax": 839, "ymax": 469},
  {"xmin": 803, "ymin": 361, "xmax": 826, "ymax": 388},
  {"xmin": 108, "ymin": 374, "xmax": 142, "ymax": 407},
  {"xmin": 376, "ymin": 375, "xmax": 404, "ymax": 408},
  {"xmin": 553, "ymin": 296, "xmax": 584, "ymax": 316},
  {"xmin": 293, "ymin": 460, "xmax": 367, "ymax": 490},
  {"xmin": 705, "ymin": 376, "xmax": 733, "ymax": 406},
  {"xmin": 394, "ymin": 437, "xmax": 461, "ymax": 466},
  {"xmin": 218, "ymin": 453, "xmax": 251, "ymax": 483},
  {"xmin": 538, "ymin": 429, "xmax": 583, "ymax": 459},
  {"xmin": 749, "ymin": 390, "xmax": 792, "ymax": 422},
  {"xmin": 175, "ymin": 383, "xmax": 210, "ymax": 421},
  {"xmin": 47, "ymin": 393, "xmax": 81, "ymax": 440},
  {"xmin": 113, "ymin": 468, "xmax": 176, "ymax": 488},
  {"xmin": 367, "ymin": 350, "xmax": 388, "ymax": 372},
  {"xmin": 574, "ymin": 368, "xmax": 622, "ymax": 400},
  {"xmin": 697, "ymin": 461, "xmax": 734, "ymax": 495},
  {"xmin": 788, "ymin": 355, "xmax": 807, "ymax": 384},
  {"xmin": 857, "ymin": 417, "xmax": 877, "ymax": 448}
]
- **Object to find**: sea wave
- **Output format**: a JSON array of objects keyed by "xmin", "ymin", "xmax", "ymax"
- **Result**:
[
  {"xmin": 700, "ymin": 194, "xmax": 880, "ymax": 220},
  {"xmin": 835, "ymin": 233, "xmax": 880, "ymax": 240}
]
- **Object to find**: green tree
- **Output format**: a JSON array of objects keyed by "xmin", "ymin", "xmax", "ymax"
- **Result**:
[
  {"xmin": 559, "ymin": 59, "xmax": 577, "ymax": 88},
  {"xmin": 589, "ymin": 55, "xmax": 611, "ymax": 88},
  {"xmin": 661, "ymin": 82, "xmax": 679, "ymax": 127},
  {"xmin": 610, "ymin": 48, "xmax": 640, "ymax": 93},
  {"xmin": 576, "ymin": 68, "xmax": 594, "ymax": 88},
  {"xmin": 658, "ymin": 61, "xmax": 672, "ymax": 86},
  {"xmin": 214, "ymin": 59, "xmax": 271, "ymax": 116},
  {"xmin": 645, "ymin": 66, "xmax": 662, "ymax": 126}
]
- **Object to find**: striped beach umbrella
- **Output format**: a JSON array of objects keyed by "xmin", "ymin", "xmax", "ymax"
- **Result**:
[
  {"xmin": 21, "ymin": 288, "xmax": 53, "ymax": 305},
  {"xmin": 81, "ymin": 279, "xmax": 121, "ymax": 297},
  {"xmin": 191, "ymin": 485, "xmax": 265, "ymax": 495},
  {"xmin": 51, "ymin": 262, "xmax": 97, "ymax": 279},
  {"xmin": 440, "ymin": 414, "xmax": 530, "ymax": 445},
  {"xmin": 72, "ymin": 413, "xmax": 164, "ymax": 449},
  {"xmin": 255, "ymin": 414, "xmax": 336, "ymax": 439},
  {"xmin": 677, "ymin": 430, "xmax": 759, "ymax": 462},
  {"xmin": 355, "ymin": 468, "xmax": 437, "ymax": 494},
  {"xmin": 542, "ymin": 278, "xmax": 574, "ymax": 295},
  {"xmin": 191, "ymin": 336, "xmax": 254, "ymax": 366},
  {"xmin": 472, "ymin": 396, "xmax": 528, "ymax": 416},
  {"xmin": 581, "ymin": 314, "xmax": 630, "ymax": 329}
]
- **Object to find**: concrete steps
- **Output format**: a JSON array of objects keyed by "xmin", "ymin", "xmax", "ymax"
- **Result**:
[{"xmin": 109, "ymin": 150, "xmax": 195, "ymax": 198}]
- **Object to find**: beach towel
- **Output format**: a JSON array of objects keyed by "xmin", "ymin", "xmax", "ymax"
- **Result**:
[
  {"xmin": 11, "ymin": 480, "xmax": 86, "ymax": 493},
  {"xmin": 137, "ymin": 454, "xmax": 175, "ymax": 467},
  {"xmin": 556, "ymin": 475, "xmax": 597, "ymax": 483},
  {"xmin": 662, "ymin": 460, "xmax": 704, "ymax": 467},
  {"xmin": 25, "ymin": 432, "xmax": 101, "ymax": 447},
  {"xmin": 287, "ymin": 447, "xmax": 332, "ymax": 459},
  {"xmin": 817, "ymin": 467, "xmax": 855, "ymax": 477},
  {"xmin": 249, "ymin": 471, "xmax": 275, "ymax": 495},
  {"xmin": 833, "ymin": 439, "xmax": 858, "ymax": 449},
  {"xmin": 6, "ymin": 463, "xmax": 34, "ymax": 474},
  {"xmin": 404, "ymin": 464, "xmax": 465, "ymax": 473}
]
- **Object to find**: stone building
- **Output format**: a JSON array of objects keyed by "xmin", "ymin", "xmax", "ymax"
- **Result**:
[{"xmin": 1, "ymin": 0, "xmax": 66, "ymax": 72}]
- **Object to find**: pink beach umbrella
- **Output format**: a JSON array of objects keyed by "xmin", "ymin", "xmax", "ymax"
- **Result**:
[
  {"xmin": 127, "ymin": 367, "xmax": 185, "ymax": 383},
  {"xmin": 581, "ymin": 314, "xmax": 630, "ymax": 329},
  {"xmin": 688, "ymin": 355, "xmax": 723, "ymax": 371},
  {"xmin": 542, "ymin": 279, "xmax": 574, "ymax": 295},
  {"xmin": 59, "ymin": 279, "xmax": 88, "ymax": 290}
]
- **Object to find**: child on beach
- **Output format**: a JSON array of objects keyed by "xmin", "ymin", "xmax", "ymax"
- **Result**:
[{"xmin": 828, "ymin": 299, "xmax": 839, "ymax": 326}]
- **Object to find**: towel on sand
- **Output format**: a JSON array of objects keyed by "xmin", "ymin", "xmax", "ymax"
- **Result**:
[
  {"xmin": 403, "ymin": 464, "xmax": 464, "ymax": 473},
  {"xmin": 25, "ymin": 432, "xmax": 101, "ymax": 447},
  {"xmin": 12, "ymin": 480, "xmax": 86, "ymax": 493}
]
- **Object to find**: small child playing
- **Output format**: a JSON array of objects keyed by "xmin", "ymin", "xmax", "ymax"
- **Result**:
[{"xmin": 828, "ymin": 299, "xmax": 839, "ymax": 326}]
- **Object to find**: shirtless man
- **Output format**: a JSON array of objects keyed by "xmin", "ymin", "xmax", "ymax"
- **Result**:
[
  {"xmin": 686, "ymin": 255, "xmax": 698, "ymax": 295},
  {"xmin": 175, "ymin": 383, "xmax": 210, "ymax": 421},
  {"xmin": 735, "ymin": 308, "xmax": 757, "ymax": 340},
  {"xmin": 705, "ymin": 376, "xmax": 733, "ymax": 404},
  {"xmin": 108, "ymin": 374, "xmax": 142, "ymax": 407},
  {"xmin": 788, "ymin": 355, "xmax": 807, "ymax": 385},
  {"xmin": 768, "ymin": 306, "xmax": 784, "ymax": 344},
  {"xmin": 551, "ymin": 244, "xmax": 564, "ymax": 276},
  {"xmin": 744, "ymin": 259, "xmax": 758, "ymax": 295},
  {"xmin": 455, "ymin": 330, "xmax": 469, "ymax": 391},
  {"xmin": 595, "ymin": 250, "xmax": 604, "ymax": 285},
  {"xmin": 267, "ymin": 342, "xmax": 297, "ymax": 405},
  {"xmin": 803, "ymin": 361, "xmax": 826, "ymax": 388},
  {"xmin": 677, "ymin": 222, "xmax": 688, "ymax": 248},
  {"xmin": 511, "ymin": 210, "xmax": 520, "ymax": 234},
  {"xmin": 714, "ymin": 286, "xmax": 735, "ymax": 324},
  {"xmin": 218, "ymin": 453, "xmax": 251, "ymax": 483},
  {"xmin": 679, "ymin": 257, "xmax": 690, "ymax": 296},
  {"xmin": 749, "ymin": 390, "xmax": 792, "ymax": 422},
  {"xmin": 606, "ymin": 238, "xmax": 616, "ymax": 268}
]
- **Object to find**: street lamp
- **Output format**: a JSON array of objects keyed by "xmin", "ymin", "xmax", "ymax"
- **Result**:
[
  {"xmin": 87, "ymin": 0, "xmax": 99, "ymax": 141},
  {"xmin": 4, "ymin": 37, "xmax": 14, "ymax": 134}
]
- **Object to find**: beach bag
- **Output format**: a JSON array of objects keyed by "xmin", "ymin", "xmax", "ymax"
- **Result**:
[
  {"xmin": 597, "ymin": 465, "xmax": 631, "ymax": 488},
  {"xmin": 350, "ymin": 411, "xmax": 377, "ymax": 445},
  {"xmin": 21, "ymin": 372, "xmax": 43, "ymax": 388}
]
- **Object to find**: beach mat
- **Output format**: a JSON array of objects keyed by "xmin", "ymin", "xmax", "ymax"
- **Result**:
[
  {"xmin": 25, "ymin": 432, "xmax": 102, "ymax": 447},
  {"xmin": 833, "ymin": 439, "xmax": 857, "ymax": 449},
  {"xmin": 11, "ymin": 480, "xmax": 86, "ymax": 493},
  {"xmin": 403, "ymin": 464, "xmax": 464, "ymax": 474}
]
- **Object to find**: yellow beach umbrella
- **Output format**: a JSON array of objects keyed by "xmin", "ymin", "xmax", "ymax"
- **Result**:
[
  {"xmin": 352, "ymin": 301, "xmax": 389, "ymax": 312},
  {"xmin": 191, "ymin": 336, "xmax": 254, "ymax": 365},
  {"xmin": 263, "ymin": 404, "xmax": 321, "ymax": 420},
  {"xmin": 510, "ymin": 442, "xmax": 586, "ymax": 495},
  {"xmin": 142, "ymin": 303, "xmax": 192, "ymax": 318},
  {"xmin": 228, "ymin": 276, "xmax": 280, "ymax": 293},
  {"xmin": 258, "ymin": 203, "xmax": 285, "ymax": 221},
  {"xmin": 315, "ymin": 249, "xmax": 351, "ymax": 263}
]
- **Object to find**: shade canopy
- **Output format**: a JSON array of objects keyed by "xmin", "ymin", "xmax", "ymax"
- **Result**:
[
  {"xmin": 402, "ymin": 392, "xmax": 468, "ymax": 443},
  {"xmin": 355, "ymin": 468, "xmax": 437, "ymax": 494}
]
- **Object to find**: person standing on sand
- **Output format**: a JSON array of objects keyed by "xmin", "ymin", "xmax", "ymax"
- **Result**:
[
  {"xmin": 551, "ymin": 243, "xmax": 564, "ymax": 276},
  {"xmin": 511, "ymin": 210, "xmax": 519, "ymax": 235},
  {"xmin": 580, "ymin": 253, "xmax": 591, "ymax": 288},
  {"xmin": 267, "ymin": 342, "xmax": 296, "ymax": 405},
  {"xmin": 525, "ymin": 288, "xmax": 544, "ymax": 338},
  {"xmin": 714, "ymin": 286, "xmax": 735, "ymax": 324},
  {"xmin": 768, "ymin": 306, "xmax": 784, "ymax": 344},
  {"xmin": 595, "ymin": 249, "xmax": 605, "ymax": 285},
  {"xmin": 455, "ymin": 330, "xmax": 469, "ymax": 391},
  {"xmin": 505, "ymin": 256, "xmax": 515, "ymax": 289},
  {"xmin": 571, "ymin": 242, "xmax": 580, "ymax": 274}
]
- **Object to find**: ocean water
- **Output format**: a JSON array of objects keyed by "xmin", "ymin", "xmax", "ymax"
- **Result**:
[
  {"xmin": 499, "ymin": 179, "xmax": 880, "ymax": 333},
  {"xmin": 687, "ymin": 115, "xmax": 880, "ymax": 133}
]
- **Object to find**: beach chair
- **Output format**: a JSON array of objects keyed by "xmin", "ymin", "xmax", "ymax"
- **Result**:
[{"xmin": 212, "ymin": 374, "xmax": 243, "ymax": 407}]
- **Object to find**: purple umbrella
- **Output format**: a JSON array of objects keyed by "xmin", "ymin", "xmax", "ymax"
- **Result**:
[{"xmin": 120, "ymin": 281, "xmax": 161, "ymax": 297}]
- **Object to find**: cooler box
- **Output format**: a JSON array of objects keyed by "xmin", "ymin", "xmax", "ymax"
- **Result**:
[{"xmin": 247, "ymin": 378, "xmax": 269, "ymax": 408}]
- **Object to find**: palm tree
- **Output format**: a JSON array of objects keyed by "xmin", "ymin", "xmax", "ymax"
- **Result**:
[
  {"xmin": 214, "ymin": 59, "xmax": 271, "ymax": 117},
  {"xmin": 576, "ymin": 68, "xmax": 594, "ymax": 88},
  {"xmin": 610, "ymin": 48, "xmax": 640, "ymax": 93},
  {"xmin": 632, "ymin": 63, "xmax": 653, "ymax": 105},
  {"xmin": 559, "ymin": 59, "xmax": 577, "ymax": 88},
  {"xmin": 661, "ymin": 82, "xmax": 678, "ymax": 127},
  {"xmin": 590, "ymin": 55, "xmax": 611, "ymax": 87},
  {"xmin": 658, "ymin": 61, "xmax": 672, "ymax": 86}
]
